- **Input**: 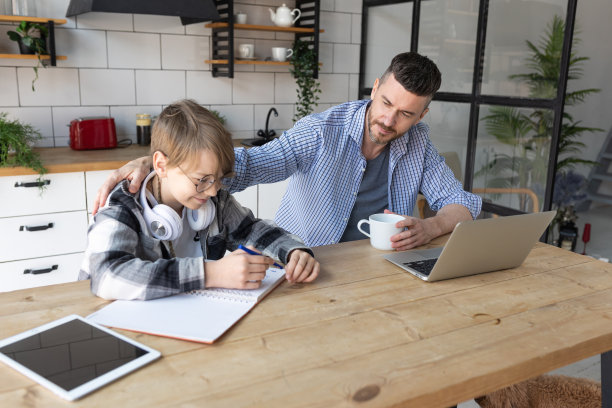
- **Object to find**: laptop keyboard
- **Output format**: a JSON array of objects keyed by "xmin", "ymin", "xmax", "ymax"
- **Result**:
[{"xmin": 403, "ymin": 258, "xmax": 438, "ymax": 276}]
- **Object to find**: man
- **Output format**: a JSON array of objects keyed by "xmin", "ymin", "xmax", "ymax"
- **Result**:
[{"xmin": 93, "ymin": 52, "xmax": 481, "ymax": 249}]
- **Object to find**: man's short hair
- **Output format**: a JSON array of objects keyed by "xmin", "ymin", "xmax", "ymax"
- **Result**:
[
  {"xmin": 380, "ymin": 52, "xmax": 442, "ymax": 100},
  {"xmin": 151, "ymin": 99, "xmax": 234, "ymax": 176}
]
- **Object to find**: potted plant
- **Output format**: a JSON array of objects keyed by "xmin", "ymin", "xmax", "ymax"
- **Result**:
[
  {"xmin": 7, "ymin": 21, "xmax": 49, "ymax": 91},
  {"xmin": 289, "ymin": 39, "xmax": 321, "ymax": 122},
  {"xmin": 0, "ymin": 112, "xmax": 48, "ymax": 186}
]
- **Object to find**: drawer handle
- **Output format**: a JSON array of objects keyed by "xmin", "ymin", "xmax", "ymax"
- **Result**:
[
  {"xmin": 19, "ymin": 223, "xmax": 54, "ymax": 232},
  {"xmin": 14, "ymin": 180, "xmax": 51, "ymax": 188},
  {"xmin": 24, "ymin": 265, "xmax": 59, "ymax": 275}
]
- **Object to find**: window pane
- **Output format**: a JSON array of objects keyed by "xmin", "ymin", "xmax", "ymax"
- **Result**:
[
  {"xmin": 481, "ymin": 0, "xmax": 566, "ymax": 97},
  {"xmin": 420, "ymin": 0, "xmax": 478, "ymax": 93},
  {"xmin": 473, "ymin": 105, "xmax": 553, "ymax": 213},
  {"xmin": 363, "ymin": 3, "xmax": 413, "ymax": 87},
  {"xmin": 424, "ymin": 101, "xmax": 471, "ymax": 183}
]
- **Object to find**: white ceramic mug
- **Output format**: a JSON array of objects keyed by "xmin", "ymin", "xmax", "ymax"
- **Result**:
[
  {"xmin": 235, "ymin": 12, "xmax": 247, "ymax": 24},
  {"xmin": 357, "ymin": 213, "xmax": 405, "ymax": 250},
  {"xmin": 238, "ymin": 43, "xmax": 255, "ymax": 58},
  {"xmin": 271, "ymin": 47, "xmax": 293, "ymax": 62}
]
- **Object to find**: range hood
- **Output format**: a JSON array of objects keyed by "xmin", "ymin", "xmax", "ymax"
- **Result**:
[{"xmin": 66, "ymin": 0, "xmax": 220, "ymax": 25}]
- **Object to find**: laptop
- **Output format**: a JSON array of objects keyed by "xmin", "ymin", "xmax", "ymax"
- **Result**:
[{"xmin": 384, "ymin": 211, "xmax": 556, "ymax": 282}]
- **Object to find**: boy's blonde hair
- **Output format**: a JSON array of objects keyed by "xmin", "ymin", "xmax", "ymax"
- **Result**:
[{"xmin": 151, "ymin": 99, "xmax": 234, "ymax": 176}]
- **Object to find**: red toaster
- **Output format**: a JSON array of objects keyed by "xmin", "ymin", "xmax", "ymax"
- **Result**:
[{"xmin": 69, "ymin": 117, "xmax": 117, "ymax": 150}]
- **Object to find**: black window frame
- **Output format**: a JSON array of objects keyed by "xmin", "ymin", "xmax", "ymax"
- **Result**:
[{"xmin": 359, "ymin": 0, "xmax": 578, "ymax": 217}]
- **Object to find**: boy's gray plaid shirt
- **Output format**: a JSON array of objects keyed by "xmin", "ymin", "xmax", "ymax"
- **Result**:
[{"xmin": 79, "ymin": 180, "xmax": 312, "ymax": 300}]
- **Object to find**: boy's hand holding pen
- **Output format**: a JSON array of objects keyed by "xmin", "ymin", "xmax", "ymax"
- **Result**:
[{"xmin": 238, "ymin": 245, "xmax": 319, "ymax": 284}]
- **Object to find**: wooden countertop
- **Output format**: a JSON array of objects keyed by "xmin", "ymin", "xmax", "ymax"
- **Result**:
[
  {"xmin": 0, "ymin": 140, "xmax": 248, "ymax": 177},
  {"xmin": 1, "ymin": 239, "xmax": 611, "ymax": 407}
]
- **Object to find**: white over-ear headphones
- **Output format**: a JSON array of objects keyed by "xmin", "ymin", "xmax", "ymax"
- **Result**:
[{"xmin": 140, "ymin": 171, "xmax": 215, "ymax": 241}]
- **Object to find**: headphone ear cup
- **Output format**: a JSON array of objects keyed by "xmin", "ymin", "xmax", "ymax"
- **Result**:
[
  {"xmin": 150, "ymin": 204, "xmax": 183, "ymax": 241},
  {"xmin": 187, "ymin": 199, "xmax": 216, "ymax": 231}
]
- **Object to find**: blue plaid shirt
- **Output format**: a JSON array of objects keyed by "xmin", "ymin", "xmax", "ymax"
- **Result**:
[{"xmin": 229, "ymin": 100, "xmax": 481, "ymax": 247}]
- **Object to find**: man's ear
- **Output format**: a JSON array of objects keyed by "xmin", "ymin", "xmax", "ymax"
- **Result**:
[
  {"xmin": 419, "ymin": 107, "xmax": 429, "ymax": 121},
  {"xmin": 370, "ymin": 78, "xmax": 380, "ymax": 99},
  {"xmin": 152, "ymin": 151, "xmax": 169, "ymax": 178}
]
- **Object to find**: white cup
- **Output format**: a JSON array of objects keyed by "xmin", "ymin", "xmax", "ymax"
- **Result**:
[
  {"xmin": 271, "ymin": 47, "xmax": 293, "ymax": 62},
  {"xmin": 357, "ymin": 213, "xmax": 405, "ymax": 250},
  {"xmin": 235, "ymin": 12, "xmax": 247, "ymax": 24},
  {"xmin": 238, "ymin": 43, "xmax": 255, "ymax": 58}
]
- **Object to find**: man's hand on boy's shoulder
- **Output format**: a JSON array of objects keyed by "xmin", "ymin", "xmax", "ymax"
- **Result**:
[{"xmin": 285, "ymin": 249, "xmax": 319, "ymax": 284}]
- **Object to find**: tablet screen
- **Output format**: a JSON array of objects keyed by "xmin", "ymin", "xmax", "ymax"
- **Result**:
[{"xmin": 0, "ymin": 315, "xmax": 160, "ymax": 400}]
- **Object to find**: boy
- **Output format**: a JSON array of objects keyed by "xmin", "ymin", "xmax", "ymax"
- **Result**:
[{"xmin": 79, "ymin": 100, "xmax": 319, "ymax": 300}]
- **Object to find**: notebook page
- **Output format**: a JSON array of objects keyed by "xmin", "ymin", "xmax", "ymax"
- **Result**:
[{"xmin": 190, "ymin": 267, "xmax": 285, "ymax": 302}]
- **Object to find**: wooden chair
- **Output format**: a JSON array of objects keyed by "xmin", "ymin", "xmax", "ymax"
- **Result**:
[{"xmin": 417, "ymin": 152, "xmax": 540, "ymax": 218}]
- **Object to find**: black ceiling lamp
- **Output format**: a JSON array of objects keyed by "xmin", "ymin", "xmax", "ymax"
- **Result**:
[{"xmin": 66, "ymin": 0, "xmax": 220, "ymax": 25}]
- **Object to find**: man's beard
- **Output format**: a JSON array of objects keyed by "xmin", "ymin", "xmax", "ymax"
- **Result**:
[{"xmin": 367, "ymin": 108, "xmax": 397, "ymax": 145}]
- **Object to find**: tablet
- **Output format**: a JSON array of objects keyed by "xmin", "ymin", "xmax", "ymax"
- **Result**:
[{"xmin": 0, "ymin": 314, "xmax": 161, "ymax": 401}]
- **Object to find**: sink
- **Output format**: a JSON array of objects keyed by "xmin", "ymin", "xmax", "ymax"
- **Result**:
[{"xmin": 241, "ymin": 138, "xmax": 272, "ymax": 147}]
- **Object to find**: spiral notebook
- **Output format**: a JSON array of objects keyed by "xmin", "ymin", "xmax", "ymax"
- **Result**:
[{"xmin": 87, "ymin": 268, "xmax": 285, "ymax": 344}]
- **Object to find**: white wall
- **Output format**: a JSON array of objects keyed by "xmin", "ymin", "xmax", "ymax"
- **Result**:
[{"xmin": 0, "ymin": 0, "xmax": 363, "ymax": 147}]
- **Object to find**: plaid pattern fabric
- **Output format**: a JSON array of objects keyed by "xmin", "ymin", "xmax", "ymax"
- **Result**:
[
  {"xmin": 228, "ymin": 100, "xmax": 482, "ymax": 247},
  {"xmin": 79, "ymin": 181, "xmax": 311, "ymax": 300}
]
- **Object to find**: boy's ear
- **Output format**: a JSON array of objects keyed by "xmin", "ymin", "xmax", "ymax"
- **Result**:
[{"xmin": 152, "ymin": 151, "xmax": 169, "ymax": 178}]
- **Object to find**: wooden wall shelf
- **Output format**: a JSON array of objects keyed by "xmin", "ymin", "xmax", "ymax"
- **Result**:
[
  {"xmin": 205, "ymin": 22, "xmax": 323, "ymax": 34},
  {"xmin": 0, "ymin": 15, "xmax": 67, "ymax": 24},
  {"xmin": 0, "ymin": 54, "xmax": 67, "ymax": 60},
  {"xmin": 0, "ymin": 15, "xmax": 66, "ymax": 66},
  {"xmin": 207, "ymin": 0, "xmax": 321, "ymax": 78},
  {"xmin": 205, "ymin": 59, "xmax": 290, "ymax": 65}
]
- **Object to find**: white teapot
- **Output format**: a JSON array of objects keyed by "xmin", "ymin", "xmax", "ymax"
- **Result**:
[{"xmin": 269, "ymin": 3, "xmax": 301, "ymax": 27}]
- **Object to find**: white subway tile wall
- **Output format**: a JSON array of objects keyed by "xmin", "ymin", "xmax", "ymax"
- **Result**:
[{"xmin": 0, "ymin": 0, "xmax": 363, "ymax": 144}]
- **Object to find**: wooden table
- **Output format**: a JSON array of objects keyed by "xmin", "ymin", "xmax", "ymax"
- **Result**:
[{"xmin": 0, "ymin": 238, "xmax": 611, "ymax": 407}]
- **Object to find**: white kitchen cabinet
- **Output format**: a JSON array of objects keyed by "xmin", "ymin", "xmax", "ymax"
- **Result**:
[
  {"xmin": 85, "ymin": 170, "xmax": 114, "ymax": 214},
  {"xmin": 0, "ymin": 172, "xmax": 86, "ymax": 217},
  {"xmin": 0, "ymin": 253, "xmax": 83, "ymax": 292},
  {"xmin": 258, "ymin": 179, "xmax": 289, "ymax": 221},
  {"xmin": 0, "ymin": 171, "xmax": 88, "ymax": 292}
]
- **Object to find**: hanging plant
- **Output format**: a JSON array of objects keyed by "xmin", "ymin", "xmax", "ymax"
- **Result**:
[
  {"xmin": 7, "ymin": 21, "xmax": 49, "ymax": 91},
  {"xmin": 289, "ymin": 39, "xmax": 321, "ymax": 122}
]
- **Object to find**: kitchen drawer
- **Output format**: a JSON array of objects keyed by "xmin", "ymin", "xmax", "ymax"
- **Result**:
[
  {"xmin": 0, "ymin": 211, "xmax": 88, "ymax": 262},
  {"xmin": 0, "ymin": 252, "xmax": 83, "ymax": 292},
  {"xmin": 0, "ymin": 172, "xmax": 86, "ymax": 218},
  {"xmin": 85, "ymin": 170, "xmax": 114, "ymax": 213}
]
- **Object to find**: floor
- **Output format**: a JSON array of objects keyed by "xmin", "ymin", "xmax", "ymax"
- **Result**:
[{"xmin": 459, "ymin": 204, "xmax": 609, "ymax": 407}]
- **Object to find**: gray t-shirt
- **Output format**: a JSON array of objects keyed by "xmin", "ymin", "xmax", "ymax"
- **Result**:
[{"xmin": 340, "ymin": 146, "xmax": 390, "ymax": 242}]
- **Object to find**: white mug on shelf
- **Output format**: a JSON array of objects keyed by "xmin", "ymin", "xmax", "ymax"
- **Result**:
[
  {"xmin": 271, "ymin": 47, "xmax": 293, "ymax": 62},
  {"xmin": 357, "ymin": 213, "xmax": 405, "ymax": 250},
  {"xmin": 235, "ymin": 12, "xmax": 247, "ymax": 24},
  {"xmin": 238, "ymin": 43, "xmax": 255, "ymax": 59}
]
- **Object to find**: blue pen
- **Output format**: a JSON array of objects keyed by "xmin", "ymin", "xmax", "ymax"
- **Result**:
[{"xmin": 238, "ymin": 245, "xmax": 284, "ymax": 269}]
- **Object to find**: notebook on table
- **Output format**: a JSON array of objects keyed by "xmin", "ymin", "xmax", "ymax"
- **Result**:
[
  {"xmin": 384, "ymin": 211, "xmax": 556, "ymax": 282},
  {"xmin": 87, "ymin": 268, "xmax": 285, "ymax": 344}
]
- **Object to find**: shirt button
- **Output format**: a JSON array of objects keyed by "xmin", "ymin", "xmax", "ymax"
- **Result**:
[
  {"xmin": 354, "ymin": 192, "xmax": 357, "ymax": 196},
  {"xmin": 361, "ymin": 167, "xmax": 366, "ymax": 172},
  {"xmin": 344, "ymin": 217, "xmax": 348, "ymax": 221}
]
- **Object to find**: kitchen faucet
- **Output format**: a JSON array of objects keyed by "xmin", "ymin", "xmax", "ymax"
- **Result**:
[{"xmin": 257, "ymin": 107, "xmax": 278, "ymax": 140}]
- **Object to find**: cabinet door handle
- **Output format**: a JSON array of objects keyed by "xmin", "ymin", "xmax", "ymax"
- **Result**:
[
  {"xmin": 19, "ymin": 223, "xmax": 54, "ymax": 232},
  {"xmin": 24, "ymin": 265, "xmax": 59, "ymax": 275},
  {"xmin": 14, "ymin": 180, "xmax": 51, "ymax": 188}
]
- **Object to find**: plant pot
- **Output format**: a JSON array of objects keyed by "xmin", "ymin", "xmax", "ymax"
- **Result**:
[{"xmin": 17, "ymin": 38, "xmax": 36, "ymax": 55}]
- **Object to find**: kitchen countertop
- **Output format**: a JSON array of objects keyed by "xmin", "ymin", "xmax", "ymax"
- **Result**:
[{"xmin": 0, "ymin": 140, "xmax": 249, "ymax": 177}]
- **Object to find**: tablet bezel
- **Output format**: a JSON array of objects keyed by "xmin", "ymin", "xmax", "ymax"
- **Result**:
[{"xmin": 0, "ymin": 314, "xmax": 161, "ymax": 401}]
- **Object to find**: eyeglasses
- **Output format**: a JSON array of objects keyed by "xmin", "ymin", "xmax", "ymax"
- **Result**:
[{"xmin": 177, "ymin": 165, "xmax": 223, "ymax": 193}]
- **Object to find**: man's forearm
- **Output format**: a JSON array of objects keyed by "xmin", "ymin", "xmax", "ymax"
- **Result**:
[{"xmin": 425, "ymin": 204, "xmax": 472, "ymax": 239}]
